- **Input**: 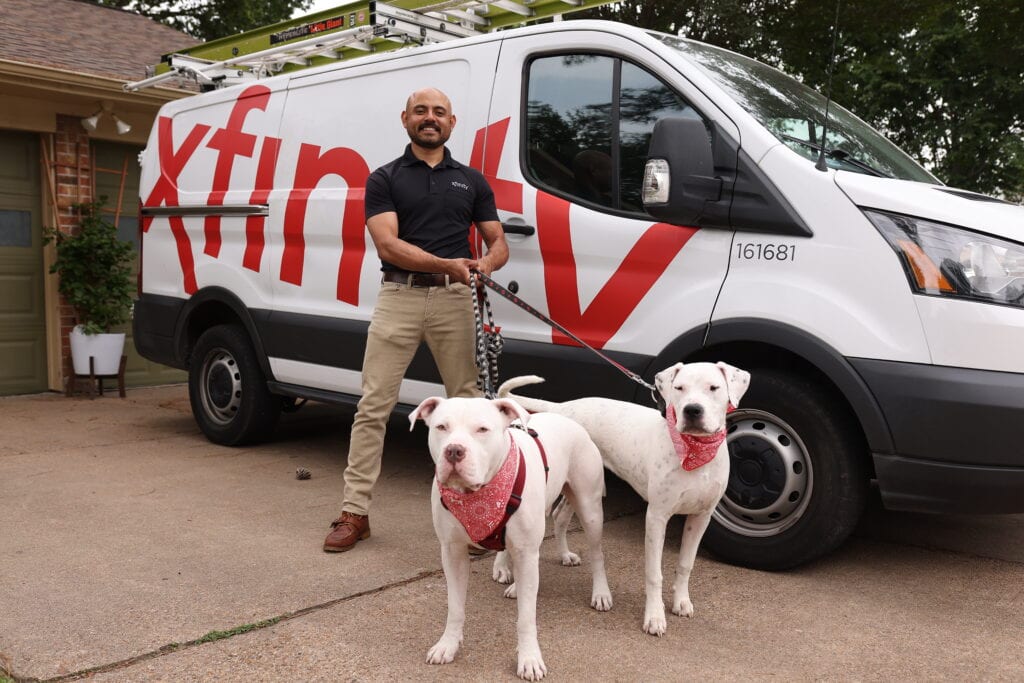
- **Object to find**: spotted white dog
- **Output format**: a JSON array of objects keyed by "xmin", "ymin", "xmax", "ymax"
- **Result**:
[{"xmin": 498, "ymin": 361, "xmax": 750, "ymax": 635}]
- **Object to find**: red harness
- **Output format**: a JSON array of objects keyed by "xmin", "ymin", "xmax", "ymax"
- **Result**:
[{"xmin": 439, "ymin": 427, "xmax": 549, "ymax": 551}]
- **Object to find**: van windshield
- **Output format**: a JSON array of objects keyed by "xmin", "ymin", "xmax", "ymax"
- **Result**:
[{"xmin": 652, "ymin": 33, "xmax": 939, "ymax": 184}]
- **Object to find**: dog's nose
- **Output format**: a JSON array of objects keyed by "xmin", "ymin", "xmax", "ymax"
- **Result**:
[
  {"xmin": 683, "ymin": 403, "xmax": 704, "ymax": 420},
  {"xmin": 444, "ymin": 443, "xmax": 466, "ymax": 463}
]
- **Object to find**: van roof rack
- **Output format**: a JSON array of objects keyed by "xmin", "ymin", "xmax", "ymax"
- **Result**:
[{"xmin": 125, "ymin": 0, "xmax": 613, "ymax": 91}]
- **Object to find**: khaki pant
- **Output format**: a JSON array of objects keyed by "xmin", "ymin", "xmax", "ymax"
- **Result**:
[{"xmin": 342, "ymin": 279, "xmax": 480, "ymax": 515}]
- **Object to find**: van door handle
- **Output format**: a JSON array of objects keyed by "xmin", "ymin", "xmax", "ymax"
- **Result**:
[{"xmin": 501, "ymin": 222, "xmax": 535, "ymax": 236}]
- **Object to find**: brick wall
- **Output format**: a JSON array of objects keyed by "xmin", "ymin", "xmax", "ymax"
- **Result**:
[{"xmin": 52, "ymin": 114, "xmax": 94, "ymax": 380}]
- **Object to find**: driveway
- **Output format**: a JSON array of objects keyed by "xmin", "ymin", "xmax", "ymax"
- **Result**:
[{"xmin": 1, "ymin": 386, "xmax": 1022, "ymax": 681}]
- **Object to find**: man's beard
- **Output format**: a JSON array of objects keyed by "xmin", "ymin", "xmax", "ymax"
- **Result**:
[{"xmin": 409, "ymin": 124, "xmax": 448, "ymax": 149}]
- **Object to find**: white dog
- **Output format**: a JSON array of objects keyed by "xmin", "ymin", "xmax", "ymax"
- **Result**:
[
  {"xmin": 410, "ymin": 395, "xmax": 612, "ymax": 681},
  {"xmin": 498, "ymin": 361, "xmax": 750, "ymax": 636}
]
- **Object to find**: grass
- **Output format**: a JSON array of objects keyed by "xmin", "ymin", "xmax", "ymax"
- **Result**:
[{"xmin": 191, "ymin": 617, "xmax": 282, "ymax": 645}]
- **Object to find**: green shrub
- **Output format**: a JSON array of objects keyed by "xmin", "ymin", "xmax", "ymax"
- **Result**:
[{"xmin": 44, "ymin": 200, "xmax": 135, "ymax": 335}]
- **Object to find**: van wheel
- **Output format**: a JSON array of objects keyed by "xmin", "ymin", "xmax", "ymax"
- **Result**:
[
  {"xmin": 702, "ymin": 369, "xmax": 868, "ymax": 570},
  {"xmin": 188, "ymin": 324, "xmax": 280, "ymax": 446}
]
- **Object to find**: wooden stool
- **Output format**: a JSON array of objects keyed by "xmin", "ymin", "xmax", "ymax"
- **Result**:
[{"xmin": 66, "ymin": 355, "xmax": 127, "ymax": 399}]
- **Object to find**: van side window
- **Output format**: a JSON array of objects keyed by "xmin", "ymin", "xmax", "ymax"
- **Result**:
[{"xmin": 525, "ymin": 54, "xmax": 700, "ymax": 214}]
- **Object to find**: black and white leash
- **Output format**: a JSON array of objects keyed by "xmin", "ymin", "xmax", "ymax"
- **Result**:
[
  {"xmin": 469, "ymin": 271, "xmax": 504, "ymax": 398},
  {"xmin": 469, "ymin": 270, "xmax": 657, "ymax": 401}
]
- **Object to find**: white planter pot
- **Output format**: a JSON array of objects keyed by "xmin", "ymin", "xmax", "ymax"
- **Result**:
[{"xmin": 70, "ymin": 326, "xmax": 126, "ymax": 376}]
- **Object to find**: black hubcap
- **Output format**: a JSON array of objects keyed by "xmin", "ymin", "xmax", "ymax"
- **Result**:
[
  {"xmin": 207, "ymin": 364, "xmax": 233, "ymax": 409},
  {"xmin": 727, "ymin": 433, "xmax": 787, "ymax": 510}
]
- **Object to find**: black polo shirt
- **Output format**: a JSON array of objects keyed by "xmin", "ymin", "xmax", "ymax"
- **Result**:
[{"xmin": 364, "ymin": 145, "xmax": 499, "ymax": 272}]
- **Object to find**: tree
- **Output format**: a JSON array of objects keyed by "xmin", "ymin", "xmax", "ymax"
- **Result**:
[
  {"xmin": 577, "ymin": 1, "xmax": 1024, "ymax": 201},
  {"xmin": 91, "ymin": 0, "xmax": 313, "ymax": 42}
]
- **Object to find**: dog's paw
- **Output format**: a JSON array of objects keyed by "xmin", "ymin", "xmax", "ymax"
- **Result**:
[
  {"xmin": 426, "ymin": 635, "xmax": 461, "ymax": 664},
  {"xmin": 492, "ymin": 558, "xmax": 514, "ymax": 584},
  {"xmin": 591, "ymin": 589, "xmax": 613, "ymax": 612},
  {"xmin": 642, "ymin": 608, "xmax": 668, "ymax": 636},
  {"xmin": 672, "ymin": 597, "xmax": 694, "ymax": 618},
  {"xmin": 504, "ymin": 582, "xmax": 518, "ymax": 599},
  {"xmin": 517, "ymin": 650, "xmax": 547, "ymax": 681},
  {"xmin": 560, "ymin": 551, "xmax": 581, "ymax": 566}
]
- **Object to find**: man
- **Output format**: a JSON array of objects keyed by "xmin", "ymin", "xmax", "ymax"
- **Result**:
[{"xmin": 324, "ymin": 87, "xmax": 509, "ymax": 552}]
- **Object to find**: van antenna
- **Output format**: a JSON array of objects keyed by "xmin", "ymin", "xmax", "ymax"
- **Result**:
[{"xmin": 815, "ymin": 0, "xmax": 842, "ymax": 172}]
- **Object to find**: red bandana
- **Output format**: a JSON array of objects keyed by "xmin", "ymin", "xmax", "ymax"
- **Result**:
[
  {"xmin": 665, "ymin": 404, "xmax": 727, "ymax": 471},
  {"xmin": 438, "ymin": 440, "xmax": 520, "ymax": 543}
]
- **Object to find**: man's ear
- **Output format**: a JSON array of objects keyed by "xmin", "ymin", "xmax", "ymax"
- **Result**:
[
  {"xmin": 409, "ymin": 396, "xmax": 444, "ymax": 430},
  {"xmin": 654, "ymin": 363, "xmax": 683, "ymax": 398},
  {"xmin": 493, "ymin": 398, "xmax": 528, "ymax": 427},
  {"xmin": 716, "ymin": 362, "xmax": 751, "ymax": 407}
]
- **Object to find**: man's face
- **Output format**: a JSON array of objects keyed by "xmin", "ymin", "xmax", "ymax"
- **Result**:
[{"xmin": 402, "ymin": 89, "xmax": 455, "ymax": 149}]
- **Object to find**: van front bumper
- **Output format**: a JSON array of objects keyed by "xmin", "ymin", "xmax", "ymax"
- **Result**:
[{"xmin": 851, "ymin": 358, "xmax": 1024, "ymax": 513}]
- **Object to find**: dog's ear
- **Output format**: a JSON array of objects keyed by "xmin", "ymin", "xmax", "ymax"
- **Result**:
[
  {"xmin": 716, "ymin": 362, "xmax": 751, "ymax": 407},
  {"xmin": 654, "ymin": 363, "xmax": 683, "ymax": 397},
  {"xmin": 409, "ymin": 396, "xmax": 444, "ymax": 430},
  {"xmin": 493, "ymin": 398, "xmax": 529, "ymax": 427}
]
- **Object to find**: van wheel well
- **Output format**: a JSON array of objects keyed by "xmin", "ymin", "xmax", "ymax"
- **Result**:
[
  {"xmin": 183, "ymin": 301, "xmax": 245, "ymax": 365},
  {"xmin": 686, "ymin": 341, "xmax": 873, "ymax": 479}
]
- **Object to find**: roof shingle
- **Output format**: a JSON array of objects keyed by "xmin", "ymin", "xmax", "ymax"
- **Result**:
[{"xmin": 0, "ymin": 0, "xmax": 201, "ymax": 82}]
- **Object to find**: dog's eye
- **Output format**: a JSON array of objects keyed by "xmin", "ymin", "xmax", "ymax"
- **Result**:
[
  {"xmin": 435, "ymin": 424, "xmax": 448, "ymax": 432},
  {"xmin": 476, "ymin": 426, "xmax": 490, "ymax": 434},
  {"xmin": 709, "ymin": 384, "xmax": 721, "ymax": 392}
]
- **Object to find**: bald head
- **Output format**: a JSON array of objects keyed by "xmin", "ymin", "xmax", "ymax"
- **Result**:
[{"xmin": 406, "ymin": 87, "xmax": 452, "ymax": 114}]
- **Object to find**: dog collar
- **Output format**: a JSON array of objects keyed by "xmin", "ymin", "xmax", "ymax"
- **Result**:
[
  {"xmin": 439, "ymin": 440, "xmax": 522, "ymax": 548},
  {"xmin": 665, "ymin": 404, "xmax": 727, "ymax": 471}
]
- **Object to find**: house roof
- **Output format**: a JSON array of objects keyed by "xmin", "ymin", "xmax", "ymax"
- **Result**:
[{"xmin": 0, "ymin": 0, "xmax": 200, "ymax": 82}]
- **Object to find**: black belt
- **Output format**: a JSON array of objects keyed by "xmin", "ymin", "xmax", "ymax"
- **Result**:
[{"xmin": 381, "ymin": 270, "xmax": 449, "ymax": 287}]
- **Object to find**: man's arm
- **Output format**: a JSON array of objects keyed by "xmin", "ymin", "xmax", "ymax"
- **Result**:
[
  {"xmin": 366, "ymin": 211, "xmax": 478, "ymax": 285},
  {"xmin": 474, "ymin": 220, "xmax": 509, "ymax": 277}
]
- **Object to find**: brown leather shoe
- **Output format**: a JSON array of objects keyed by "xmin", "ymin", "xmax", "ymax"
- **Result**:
[{"xmin": 323, "ymin": 512, "xmax": 370, "ymax": 552}]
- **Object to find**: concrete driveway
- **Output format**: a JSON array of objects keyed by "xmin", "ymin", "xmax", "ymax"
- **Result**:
[{"xmin": 1, "ymin": 385, "xmax": 1022, "ymax": 681}]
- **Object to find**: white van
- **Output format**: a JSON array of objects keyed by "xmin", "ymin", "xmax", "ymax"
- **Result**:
[{"xmin": 133, "ymin": 18, "xmax": 1024, "ymax": 570}]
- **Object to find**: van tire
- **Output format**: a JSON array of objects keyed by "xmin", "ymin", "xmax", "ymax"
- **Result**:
[
  {"xmin": 188, "ymin": 324, "xmax": 280, "ymax": 446},
  {"xmin": 702, "ymin": 368, "xmax": 868, "ymax": 570}
]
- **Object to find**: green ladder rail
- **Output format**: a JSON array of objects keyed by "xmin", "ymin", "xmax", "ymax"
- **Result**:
[{"xmin": 125, "ymin": 0, "xmax": 614, "ymax": 91}]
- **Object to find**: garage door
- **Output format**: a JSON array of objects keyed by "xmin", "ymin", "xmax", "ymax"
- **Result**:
[
  {"xmin": 93, "ymin": 140, "xmax": 186, "ymax": 387},
  {"xmin": 0, "ymin": 129, "xmax": 47, "ymax": 395}
]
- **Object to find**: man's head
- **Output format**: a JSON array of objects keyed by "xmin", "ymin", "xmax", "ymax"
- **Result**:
[{"xmin": 402, "ymin": 87, "xmax": 456, "ymax": 150}]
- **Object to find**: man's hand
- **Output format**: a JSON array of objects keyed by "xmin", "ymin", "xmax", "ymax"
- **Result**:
[{"xmin": 442, "ymin": 258, "xmax": 479, "ymax": 286}]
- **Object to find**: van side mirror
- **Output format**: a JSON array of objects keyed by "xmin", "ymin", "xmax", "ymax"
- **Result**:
[{"xmin": 642, "ymin": 117, "xmax": 723, "ymax": 226}]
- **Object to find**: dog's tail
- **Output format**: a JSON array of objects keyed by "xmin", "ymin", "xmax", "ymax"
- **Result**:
[{"xmin": 496, "ymin": 375, "xmax": 558, "ymax": 413}]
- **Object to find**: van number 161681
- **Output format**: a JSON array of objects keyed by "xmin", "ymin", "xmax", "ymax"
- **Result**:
[{"xmin": 734, "ymin": 243, "xmax": 796, "ymax": 261}]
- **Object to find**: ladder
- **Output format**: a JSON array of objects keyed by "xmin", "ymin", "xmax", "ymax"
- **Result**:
[{"xmin": 125, "ymin": 0, "xmax": 614, "ymax": 91}]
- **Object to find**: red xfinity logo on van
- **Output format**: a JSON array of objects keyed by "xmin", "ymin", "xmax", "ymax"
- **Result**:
[{"xmin": 143, "ymin": 87, "xmax": 695, "ymax": 348}]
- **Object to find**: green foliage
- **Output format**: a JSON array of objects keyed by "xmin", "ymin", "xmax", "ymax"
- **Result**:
[
  {"xmin": 578, "ymin": 0, "xmax": 1024, "ymax": 201},
  {"xmin": 90, "ymin": 0, "xmax": 313, "ymax": 41},
  {"xmin": 193, "ymin": 617, "xmax": 281, "ymax": 644},
  {"xmin": 44, "ymin": 202, "xmax": 135, "ymax": 335}
]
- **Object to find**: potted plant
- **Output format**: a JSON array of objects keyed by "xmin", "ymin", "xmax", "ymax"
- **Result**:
[{"xmin": 45, "ymin": 200, "xmax": 135, "ymax": 377}]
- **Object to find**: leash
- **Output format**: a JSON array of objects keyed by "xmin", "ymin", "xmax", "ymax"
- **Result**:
[
  {"xmin": 470, "ymin": 271, "xmax": 503, "ymax": 398},
  {"xmin": 470, "ymin": 270, "xmax": 657, "ymax": 397}
]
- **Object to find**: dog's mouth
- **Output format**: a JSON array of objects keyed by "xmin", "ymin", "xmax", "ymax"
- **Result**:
[
  {"xmin": 680, "ymin": 421, "xmax": 712, "ymax": 435},
  {"xmin": 436, "ymin": 468, "xmax": 482, "ymax": 492},
  {"xmin": 438, "ymin": 477, "xmax": 482, "ymax": 493},
  {"xmin": 675, "ymin": 411, "xmax": 717, "ymax": 436}
]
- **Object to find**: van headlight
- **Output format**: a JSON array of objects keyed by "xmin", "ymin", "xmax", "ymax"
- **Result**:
[{"xmin": 865, "ymin": 208, "xmax": 1024, "ymax": 307}]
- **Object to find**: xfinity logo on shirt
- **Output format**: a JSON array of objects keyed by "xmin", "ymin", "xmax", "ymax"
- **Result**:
[{"xmin": 451, "ymin": 181, "xmax": 470, "ymax": 191}]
